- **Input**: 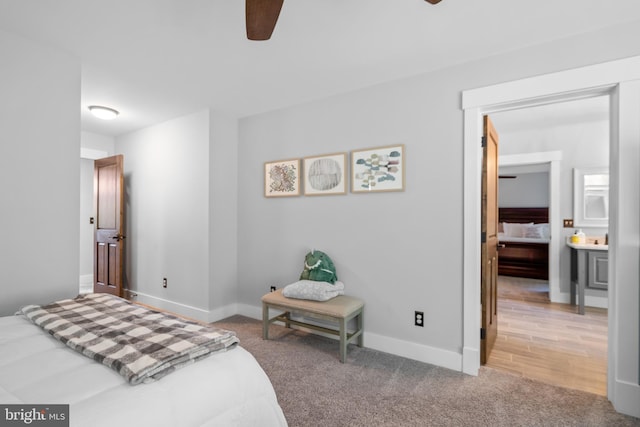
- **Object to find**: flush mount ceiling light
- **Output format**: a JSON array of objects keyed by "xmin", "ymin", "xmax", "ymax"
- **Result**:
[{"xmin": 88, "ymin": 105, "xmax": 119, "ymax": 120}]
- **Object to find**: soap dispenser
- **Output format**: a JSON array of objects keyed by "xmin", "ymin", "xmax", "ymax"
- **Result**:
[
  {"xmin": 577, "ymin": 229, "xmax": 586, "ymax": 244},
  {"xmin": 571, "ymin": 229, "xmax": 585, "ymax": 244}
]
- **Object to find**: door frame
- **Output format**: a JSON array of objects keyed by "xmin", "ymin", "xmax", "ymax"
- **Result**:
[{"xmin": 462, "ymin": 55, "xmax": 640, "ymax": 417}]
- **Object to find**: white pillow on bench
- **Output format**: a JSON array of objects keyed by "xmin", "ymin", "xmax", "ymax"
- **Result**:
[{"xmin": 282, "ymin": 280, "xmax": 345, "ymax": 301}]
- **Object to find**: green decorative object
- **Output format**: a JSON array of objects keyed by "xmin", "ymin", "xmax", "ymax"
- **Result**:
[{"xmin": 300, "ymin": 250, "xmax": 338, "ymax": 284}]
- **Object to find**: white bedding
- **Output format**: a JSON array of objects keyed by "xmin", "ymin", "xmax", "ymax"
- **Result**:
[
  {"xmin": 0, "ymin": 314, "xmax": 287, "ymax": 427},
  {"xmin": 498, "ymin": 232, "xmax": 550, "ymax": 244}
]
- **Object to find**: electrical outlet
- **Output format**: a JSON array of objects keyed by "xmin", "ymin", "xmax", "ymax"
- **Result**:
[
  {"xmin": 563, "ymin": 219, "xmax": 574, "ymax": 228},
  {"xmin": 270, "ymin": 286, "xmax": 276, "ymax": 292},
  {"xmin": 414, "ymin": 311, "xmax": 424, "ymax": 327},
  {"xmin": 163, "ymin": 278, "xmax": 168, "ymax": 288}
]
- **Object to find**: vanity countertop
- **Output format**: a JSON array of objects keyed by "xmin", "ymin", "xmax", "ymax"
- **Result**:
[{"xmin": 566, "ymin": 237, "xmax": 608, "ymax": 251}]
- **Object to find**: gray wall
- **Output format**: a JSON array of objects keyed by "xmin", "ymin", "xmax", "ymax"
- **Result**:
[
  {"xmin": 237, "ymin": 21, "xmax": 640, "ymax": 357},
  {"xmin": 498, "ymin": 172, "xmax": 549, "ymax": 208},
  {"xmin": 113, "ymin": 110, "xmax": 240, "ymax": 319},
  {"xmin": 208, "ymin": 111, "xmax": 240, "ymax": 316},
  {"xmin": 115, "ymin": 110, "xmax": 211, "ymax": 310},
  {"xmin": 0, "ymin": 29, "xmax": 80, "ymax": 315}
]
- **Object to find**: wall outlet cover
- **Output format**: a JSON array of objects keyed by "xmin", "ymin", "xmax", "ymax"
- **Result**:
[{"xmin": 414, "ymin": 311, "xmax": 424, "ymax": 327}]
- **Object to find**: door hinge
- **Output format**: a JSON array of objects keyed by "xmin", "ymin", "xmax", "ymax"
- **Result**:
[
  {"xmin": 481, "ymin": 136, "xmax": 487, "ymax": 148},
  {"xmin": 480, "ymin": 328, "xmax": 486, "ymax": 340},
  {"xmin": 481, "ymin": 232, "xmax": 486, "ymax": 243}
]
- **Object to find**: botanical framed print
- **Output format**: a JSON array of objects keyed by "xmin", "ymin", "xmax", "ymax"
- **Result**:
[
  {"xmin": 264, "ymin": 158, "xmax": 301, "ymax": 197},
  {"xmin": 303, "ymin": 153, "xmax": 347, "ymax": 196},
  {"xmin": 351, "ymin": 144, "xmax": 405, "ymax": 193}
]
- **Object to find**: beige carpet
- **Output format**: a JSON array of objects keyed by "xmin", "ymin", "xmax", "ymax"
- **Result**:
[{"xmin": 213, "ymin": 315, "xmax": 639, "ymax": 427}]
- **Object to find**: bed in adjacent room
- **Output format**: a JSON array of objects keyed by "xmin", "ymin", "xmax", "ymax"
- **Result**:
[
  {"xmin": 498, "ymin": 207, "xmax": 550, "ymax": 280},
  {"xmin": 0, "ymin": 293, "xmax": 287, "ymax": 427}
]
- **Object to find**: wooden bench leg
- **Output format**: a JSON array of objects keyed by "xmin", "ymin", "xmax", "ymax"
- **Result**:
[
  {"xmin": 339, "ymin": 317, "xmax": 347, "ymax": 363},
  {"xmin": 284, "ymin": 311, "xmax": 291, "ymax": 329},
  {"xmin": 262, "ymin": 302, "xmax": 269, "ymax": 340},
  {"xmin": 357, "ymin": 309, "xmax": 364, "ymax": 348}
]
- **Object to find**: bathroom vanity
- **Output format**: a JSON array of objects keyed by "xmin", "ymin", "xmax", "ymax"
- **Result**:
[{"xmin": 567, "ymin": 239, "xmax": 608, "ymax": 315}]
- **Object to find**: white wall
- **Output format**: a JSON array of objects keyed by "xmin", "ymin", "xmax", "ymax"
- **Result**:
[
  {"xmin": 115, "ymin": 110, "xmax": 211, "ymax": 313},
  {"xmin": 81, "ymin": 131, "xmax": 115, "ymax": 156},
  {"xmin": 237, "ymin": 22, "xmax": 640, "ymax": 368},
  {"xmin": 497, "ymin": 116, "xmax": 609, "ymax": 238},
  {"xmin": 208, "ymin": 111, "xmax": 240, "ymax": 318},
  {"xmin": 498, "ymin": 172, "xmax": 549, "ymax": 207},
  {"xmin": 112, "ymin": 110, "xmax": 240, "ymax": 321},
  {"xmin": 0, "ymin": 29, "xmax": 80, "ymax": 315}
]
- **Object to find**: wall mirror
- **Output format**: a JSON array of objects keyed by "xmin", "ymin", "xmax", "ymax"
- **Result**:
[{"xmin": 573, "ymin": 167, "xmax": 609, "ymax": 227}]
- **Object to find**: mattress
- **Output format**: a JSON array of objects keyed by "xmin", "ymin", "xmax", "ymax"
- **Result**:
[
  {"xmin": 0, "ymin": 314, "xmax": 288, "ymax": 427},
  {"xmin": 498, "ymin": 233, "xmax": 550, "ymax": 244}
]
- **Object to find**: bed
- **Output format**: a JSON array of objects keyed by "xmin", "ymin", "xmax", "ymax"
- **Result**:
[
  {"xmin": 0, "ymin": 293, "xmax": 288, "ymax": 427},
  {"xmin": 498, "ymin": 207, "xmax": 550, "ymax": 280}
]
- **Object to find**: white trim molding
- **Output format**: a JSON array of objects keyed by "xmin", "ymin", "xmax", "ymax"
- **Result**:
[
  {"xmin": 80, "ymin": 147, "xmax": 108, "ymax": 160},
  {"xmin": 126, "ymin": 290, "xmax": 228, "ymax": 323},
  {"xmin": 240, "ymin": 303, "xmax": 462, "ymax": 371}
]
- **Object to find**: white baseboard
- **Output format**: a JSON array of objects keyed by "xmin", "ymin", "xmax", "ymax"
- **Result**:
[
  {"xmin": 237, "ymin": 303, "xmax": 262, "ymax": 320},
  {"xmin": 207, "ymin": 303, "xmax": 239, "ymax": 323},
  {"xmin": 462, "ymin": 347, "xmax": 480, "ymax": 376},
  {"xmin": 613, "ymin": 379, "xmax": 640, "ymax": 418},
  {"xmin": 365, "ymin": 332, "xmax": 462, "ymax": 372},
  {"xmin": 241, "ymin": 302, "xmax": 462, "ymax": 372},
  {"xmin": 79, "ymin": 275, "xmax": 93, "ymax": 294},
  {"xmin": 124, "ymin": 297, "xmax": 466, "ymax": 375},
  {"xmin": 552, "ymin": 291, "xmax": 608, "ymax": 309},
  {"xmin": 127, "ymin": 291, "xmax": 212, "ymax": 323}
]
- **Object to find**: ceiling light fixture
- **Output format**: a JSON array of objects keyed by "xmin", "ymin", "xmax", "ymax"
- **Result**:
[{"xmin": 88, "ymin": 105, "xmax": 119, "ymax": 120}]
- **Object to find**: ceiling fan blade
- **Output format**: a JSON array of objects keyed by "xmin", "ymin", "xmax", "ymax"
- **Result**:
[
  {"xmin": 425, "ymin": 0, "xmax": 442, "ymax": 4},
  {"xmin": 246, "ymin": 0, "xmax": 284, "ymax": 41}
]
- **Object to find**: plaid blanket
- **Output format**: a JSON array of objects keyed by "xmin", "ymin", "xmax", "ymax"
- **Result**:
[{"xmin": 18, "ymin": 293, "xmax": 239, "ymax": 385}]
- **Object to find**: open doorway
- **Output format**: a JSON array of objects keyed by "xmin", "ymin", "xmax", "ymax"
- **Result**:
[
  {"xmin": 462, "ymin": 57, "xmax": 640, "ymax": 418},
  {"xmin": 79, "ymin": 146, "xmax": 111, "ymax": 294},
  {"xmin": 482, "ymin": 97, "xmax": 610, "ymax": 395}
]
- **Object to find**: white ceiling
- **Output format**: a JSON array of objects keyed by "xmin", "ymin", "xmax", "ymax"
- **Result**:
[{"xmin": 1, "ymin": 0, "xmax": 639, "ymax": 137}]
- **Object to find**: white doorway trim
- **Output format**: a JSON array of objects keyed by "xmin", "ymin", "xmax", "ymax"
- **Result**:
[
  {"xmin": 80, "ymin": 147, "xmax": 108, "ymax": 160},
  {"xmin": 499, "ymin": 151, "xmax": 562, "ymax": 303},
  {"xmin": 461, "ymin": 55, "xmax": 640, "ymax": 418}
]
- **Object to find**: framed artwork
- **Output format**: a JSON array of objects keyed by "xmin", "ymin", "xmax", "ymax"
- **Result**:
[
  {"xmin": 264, "ymin": 158, "xmax": 301, "ymax": 197},
  {"xmin": 351, "ymin": 144, "xmax": 405, "ymax": 193},
  {"xmin": 303, "ymin": 153, "xmax": 347, "ymax": 196}
]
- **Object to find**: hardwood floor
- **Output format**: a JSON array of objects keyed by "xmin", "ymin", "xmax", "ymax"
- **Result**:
[{"xmin": 486, "ymin": 276, "xmax": 608, "ymax": 396}]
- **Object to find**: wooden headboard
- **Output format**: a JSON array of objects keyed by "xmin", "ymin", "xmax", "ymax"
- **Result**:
[{"xmin": 499, "ymin": 207, "xmax": 549, "ymax": 224}]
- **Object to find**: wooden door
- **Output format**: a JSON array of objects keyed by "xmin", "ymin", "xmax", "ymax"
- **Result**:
[
  {"xmin": 481, "ymin": 116, "xmax": 499, "ymax": 364},
  {"xmin": 93, "ymin": 155, "xmax": 125, "ymax": 297}
]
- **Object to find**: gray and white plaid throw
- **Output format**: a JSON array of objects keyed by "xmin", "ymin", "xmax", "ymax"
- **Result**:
[{"xmin": 19, "ymin": 293, "xmax": 239, "ymax": 384}]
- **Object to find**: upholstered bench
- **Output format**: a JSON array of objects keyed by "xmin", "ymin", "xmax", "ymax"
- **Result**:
[{"xmin": 261, "ymin": 289, "xmax": 364, "ymax": 362}]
